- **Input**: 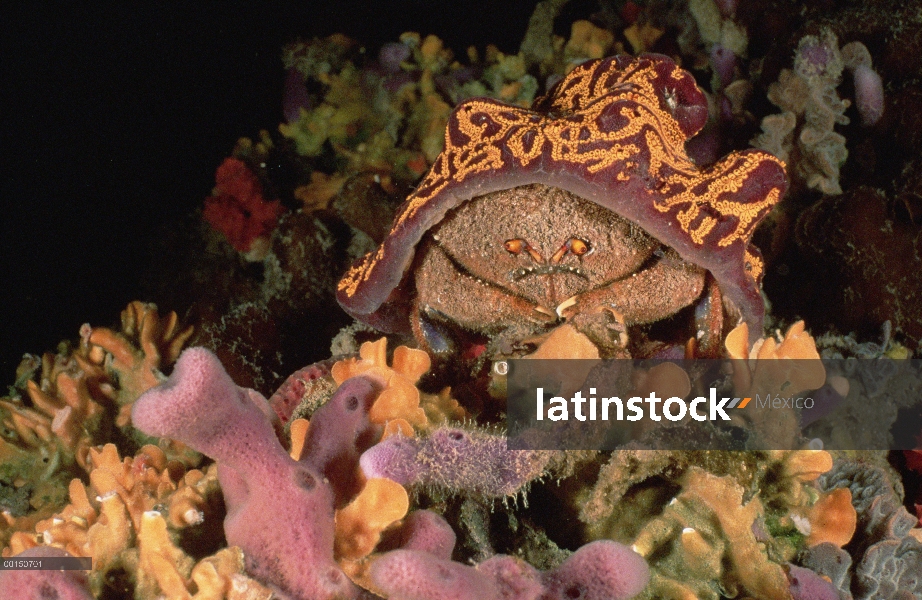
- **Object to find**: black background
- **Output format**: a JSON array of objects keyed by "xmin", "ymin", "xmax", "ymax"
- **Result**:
[{"xmin": 2, "ymin": 2, "xmax": 543, "ymax": 376}]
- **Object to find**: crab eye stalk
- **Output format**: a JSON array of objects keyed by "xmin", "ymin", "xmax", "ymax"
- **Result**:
[
  {"xmin": 504, "ymin": 239, "xmax": 527, "ymax": 254},
  {"xmin": 569, "ymin": 238, "xmax": 590, "ymax": 256}
]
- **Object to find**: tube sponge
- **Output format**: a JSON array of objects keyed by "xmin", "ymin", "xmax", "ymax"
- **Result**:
[
  {"xmin": 132, "ymin": 347, "xmax": 370, "ymax": 600},
  {"xmin": 369, "ymin": 540, "xmax": 649, "ymax": 600}
]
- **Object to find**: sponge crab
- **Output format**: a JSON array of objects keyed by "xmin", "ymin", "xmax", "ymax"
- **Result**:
[{"xmin": 337, "ymin": 54, "xmax": 786, "ymax": 360}]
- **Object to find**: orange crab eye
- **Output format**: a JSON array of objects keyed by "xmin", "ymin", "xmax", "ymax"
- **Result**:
[
  {"xmin": 504, "ymin": 239, "xmax": 526, "ymax": 255},
  {"xmin": 569, "ymin": 238, "xmax": 590, "ymax": 256}
]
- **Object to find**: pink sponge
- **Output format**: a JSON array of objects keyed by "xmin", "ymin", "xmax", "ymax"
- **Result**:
[
  {"xmin": 132, "ymin": 347, "xmax": 372, "ymax": 600},
  {"xmin": 370, "ymin": 549, "xmax": 507, "ymax": 600},
  {"xmin": 541, "ymin": 540, "xmax": 650, "ymax": 600},
  {"xmin": 370, "ymin": 540, "xmax": 649, "ymax": 600}
]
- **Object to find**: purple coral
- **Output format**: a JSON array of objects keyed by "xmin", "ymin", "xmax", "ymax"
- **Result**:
[
  {"xmin": 360, "ymin": 426, "xmax": 550, "ymax": 497},
  {"xmin": 710, "ymin": 44, "xmax": 737, "ymax": 88},
  {"xmin": 283, "ymin": 67, "xmax": 312, "ymax": 123},
  {"xmin": 786, "ymin": 564, "xmax": 840, "ymax": 600},
  {"xmin": 841, "ymin": 41, "xmax": 883, "ymax": 127},
  {"xmin": 370, "ymin": 540, "xmax": 649, "ymax": 600},
  {"xmin": 852, "ymin": 65, "xmax": 884, "ymax": 126},
  {"xmin": 132, "ymin": 347, "xmax": 373, "ymax": 600},
  {"xmin": 378, "ymin": 41, "xmax": 412, "ymax": 73}
]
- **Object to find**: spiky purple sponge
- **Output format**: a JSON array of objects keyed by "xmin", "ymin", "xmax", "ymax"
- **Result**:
[{"xmin": 360, "ymin": 426, "xmax": 549, "ymax": 497}]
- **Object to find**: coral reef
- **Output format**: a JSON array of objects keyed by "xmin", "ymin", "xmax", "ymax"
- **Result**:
[
  {"xmin": 0, "ymin": 302, "xmax": 193, "ymax": 551},
  {"xmin": 753, "ymin": 29, "xmax": 852, "ymax": 195},
  {"xmin": 129, "ymin": 346, "xmax": 651, "ymax": 599},
  {"xmin": 6, "ymin": 3, "xmax": 922, "ymax": 599}
]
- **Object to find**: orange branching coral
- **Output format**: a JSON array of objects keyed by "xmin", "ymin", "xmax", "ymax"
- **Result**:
[
  {"xmin": 0, "ymin": 303, "xmax": 192, "ymax": 551},
  {"xmin": 189, "ymin": 547, "xmax": 275, "ymax": 600},
  {"xmin": 0, "ymin": 301, "xmax": 194, "ymax": 488},
  {"xmin": 331, "ymin": 338, "xmax": 465, "ymax": 431},
  {"xmin": 137, "ymin": 510, "xmax": 195, "ymax": 598},
  {"xmin": 82, "ymin": 300, "xmax": 194, "ymax": 428},
  {"xmin": 1, "ymin": 350, "xmax": 106, "ymax": 480},
  {"xmin": 133, "ymin": 513, "xmax": 275, "ymax": 600},
  {"xmin": 4, "ymin": 444, "xmax": 219, "ymax": 597}
]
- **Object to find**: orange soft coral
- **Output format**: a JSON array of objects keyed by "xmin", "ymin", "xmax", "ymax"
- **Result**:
[
  {"xmin": 4, "ymin": 444, "xmax": 218, "ymax": 598},
  {"xmin": 331, "ymin": 338, "xmax": 464, "ymax": 431},
  {"xmin": 725, "ymin": 321, "xmax": 825, "ymax": 448},
  {"xmin": 805, "ymin": 487, "xmax": 857, "ymax": 548},
  {"xmin": 334, "ymin": 478, "xmax": 409, "ymax": 562}
]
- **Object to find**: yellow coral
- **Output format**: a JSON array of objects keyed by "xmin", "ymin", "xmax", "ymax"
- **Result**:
[
  {"xmin": 334, "ymin": 478, "xmax": 409, "ymax": 562},
  {"xmin": 332, "ymin": 338, "xmax": 465, "ymax": 432},
  {"xmin": 633, "ymin": 468, "xmax": 793, "ymax": 600},
  {"xmin": 4, "ymin": 444, "xmax": 218, "ymax": 598},
  {"xmin": 294, "ymin": 171, "xmax": 348, "ymax": 212},
  {"xmin": 623, "ymin": 22, "xmax": 665, "ymax": 54},
  {"xmin": 565, "ymin": 20, "xmax": 615, "ymax": 60}
]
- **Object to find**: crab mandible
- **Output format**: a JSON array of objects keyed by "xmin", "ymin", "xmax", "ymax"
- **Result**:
[{"xmin": 337, "ymin": 54, "xmax": 787, "ymax": 359}]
